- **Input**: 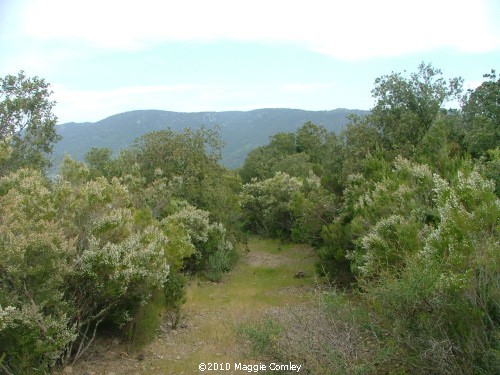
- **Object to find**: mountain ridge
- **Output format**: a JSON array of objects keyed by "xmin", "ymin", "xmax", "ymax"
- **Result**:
[{"xmin": 53, "ymin": 108, "xmax": 369, "ymax": 169}]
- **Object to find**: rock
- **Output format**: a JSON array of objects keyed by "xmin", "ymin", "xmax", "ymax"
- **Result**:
[
  {"xmin": 294, "ymin": 271, "xmax": 306, "ymax": 278},
  {"xmin": 63, "ymin": 366, "xmax": 73, "ymax": 374}
]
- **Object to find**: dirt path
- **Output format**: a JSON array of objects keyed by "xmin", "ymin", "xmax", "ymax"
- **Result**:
[{"xmin": 67, "ymin": 238, "xmax": 317, "ymax": 375}]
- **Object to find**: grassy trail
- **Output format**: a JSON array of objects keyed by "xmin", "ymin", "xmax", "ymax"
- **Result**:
[{"xmin": 71, "ymin": 238, "xmax": 317, "ymax": 375}]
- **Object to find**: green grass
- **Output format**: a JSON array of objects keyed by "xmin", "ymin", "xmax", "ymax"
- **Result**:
[
  {"xmin": 69, "ymin": 237, "xmax": 319, "ymax": 374},
  {"xmin": 148, "ymin": 237, "xmax": 318, "ymax": 374}
]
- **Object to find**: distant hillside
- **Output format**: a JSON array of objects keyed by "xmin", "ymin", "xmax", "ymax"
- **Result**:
[{"xmin": 52, "ymin": 108, "xmax": 368, "ymax": 169}]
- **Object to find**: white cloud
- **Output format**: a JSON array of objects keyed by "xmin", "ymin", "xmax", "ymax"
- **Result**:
[
  {"xmin": 51, "ymin": 81, "xmax": 348, "ymax": 123},
  {"xmin": 51, "ymin": 83, "xmax": 210, "ymax": 122},
  {"xmin": 20, "ymin": 0, "xmax": 500, "ymax": 60},
  {"xmin": 1, "ymin": 47, "xmax": 85, "ymax": 77},
  {"xmin": 281, "ymin": 83, "xmax": 334, "ymax": 93}
]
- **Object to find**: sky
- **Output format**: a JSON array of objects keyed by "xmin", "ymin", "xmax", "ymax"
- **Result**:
[{"xmin": 1, "ymin": 0, "xmax": 499, "ymax": 124}]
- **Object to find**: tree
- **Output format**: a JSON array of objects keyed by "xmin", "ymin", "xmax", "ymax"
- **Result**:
[
  {"xmin": 339, "ymin": 115, "xmax": 382, "ymax": 183},
  {"xmin": 272, "ymin": 152, "xmax": 315, "ymax": 179},
  {"xmin": 295, "ymin": 121, "xmax": 328, "ymax": 162},
  {"xmin": 370, "ymin": 62, "xmax": 463, "ymax": 157},
  {"xmin": 462, "ymin": 70, "xmax": 500, "ymax": 157},
  {"xmin": 115, "ymin": 127, "xmax": 242, "ymax": 228},
  {"xmin": 123, "ymin": 127, "xmax": 222, "ymax": 183},
  {"xmin": 238, "ymin": 132, "xmax": 296, "ymax": 183},
  {"xmin": 238, "ymin": 123, "xmax": 330, "ymax": 183},
  {"xmin": 84, "ymin": 147, "xmax": 115, "ymax": 179},
  {"xmin": 0, "ymin": 71, "xmax": 60, "ymax": 174}
]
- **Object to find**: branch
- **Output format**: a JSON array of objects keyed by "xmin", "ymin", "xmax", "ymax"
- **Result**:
[
  {"xmin": 72, "ymin": 318, "xmax": 103, "ymax": 364},
  {"xmin": 22, "ymin": 283, "xmax": 56, "ymax": 345},
  {"xmin": 1, "ymin": 363, "xmax": 15, "ymax": 375}
]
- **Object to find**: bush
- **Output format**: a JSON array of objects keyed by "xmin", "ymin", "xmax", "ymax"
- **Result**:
[
  {"xmin": 0, "ymin": 169, "xmax": 77, "ymax": 373},
  {"xmin": 126, "ymin": 291, "xmax": 167, "ymax": 349},
  {"xmin": 164, "ymin": 202, "xmax": 235, "ymax": 276},
  {"xmin": 163, "ymin": 272, "xmax": 187, "ymax": 328},
  {"xmin": 239, "ymin": 172, "xmax": 303, "ymax": 238},
  {"xmin": 0, "ymin": 165, "xmax": 191, "ymax": 373},
  {"xmin": 204, "ymin": 248, "xmax": 236, "ymax": 282},
  {"xmin": 316, "ymin": 219, "xmax": 354, "ymax": 286},
  {"xmin": 364, "ymin": 167, "xmax": 500, "ymax": 373}
]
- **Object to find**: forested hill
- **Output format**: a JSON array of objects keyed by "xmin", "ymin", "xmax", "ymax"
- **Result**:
[{"xmin": 53, "ymin": 108, "xmax": 368, "ymax": 169}]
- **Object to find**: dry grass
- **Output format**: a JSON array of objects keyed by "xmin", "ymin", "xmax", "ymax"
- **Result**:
[{"xmin": 258, "ymin": 301, "xmax": 385, "ymax": 375}]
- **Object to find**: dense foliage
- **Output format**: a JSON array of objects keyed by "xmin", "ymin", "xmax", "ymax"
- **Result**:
[
  {"xmin": 0, "ymin": 165, "xmax": 185, "ymax": 373},
  {"xmin": 0, "ymin": 76, "xmax": 241, "ymax": 373},
  {"xmin": 1, "ymin": 64, "xmax": 498, "ymax": 374},
  {"xmin": 238, "ymin": 63, "xmax": 499, "ymax": 373},
  {"xmin": 462, "ymin": 70, "xmax": 499, "ymax": 157},
  {"xmin": 0, "ymin": 71, "xmax": 60, "ymax": 175}
]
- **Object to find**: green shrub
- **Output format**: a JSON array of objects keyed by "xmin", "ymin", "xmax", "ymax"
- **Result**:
[
  {"xmin": 163, "ymin": 202, "xmax": 235, "ymax": 276},
  {"xmin": 239, "ymin": 172, "xmax": 303, "ymax": 238},
  {"xmin": 127, "ymin": 291, "xmax": 166, "ymax": 349},
  {"xmin": 163, "ymin": 272, "xmax": 187, "ymax": 328},
  {"xmin": 365, "ymin": 168, "xmax": 500, "ymax": 373},
  {"xmin": 0, "ymin": 164, "xmax": 191, "ymax": 373},
  {"xmin": 204, "ymin": 248, "xmax": 234, "ymax": 282}
]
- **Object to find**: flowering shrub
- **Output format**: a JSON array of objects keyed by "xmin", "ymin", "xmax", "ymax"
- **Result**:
[
  {"xmin": 240, "ymin": 172, "xmax": 304, "ymax": 237},
  {"xmin": 350, "ymin": 162, "xmax": 500, "ymax": 372},
  {"xmin": 163, "ymin": 201, "xmax": 235, "ymax": 280},
  {"xmin": 0, "ymin": 163, "xmax": 192, "ymax": 373},
  {"xmin": 240, "ymin": 171, "xmax": 336, "ymax": 245}
]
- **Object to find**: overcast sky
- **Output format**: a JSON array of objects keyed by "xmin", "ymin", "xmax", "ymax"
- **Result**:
[{"xmin": 1, "ymin": 0, "xmax": 499, "ymax": 123}]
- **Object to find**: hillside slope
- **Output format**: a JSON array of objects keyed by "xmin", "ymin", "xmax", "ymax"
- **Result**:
[{"xmin": 53, "ymin": 108, "xmax": 368, "ymax": 169}]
